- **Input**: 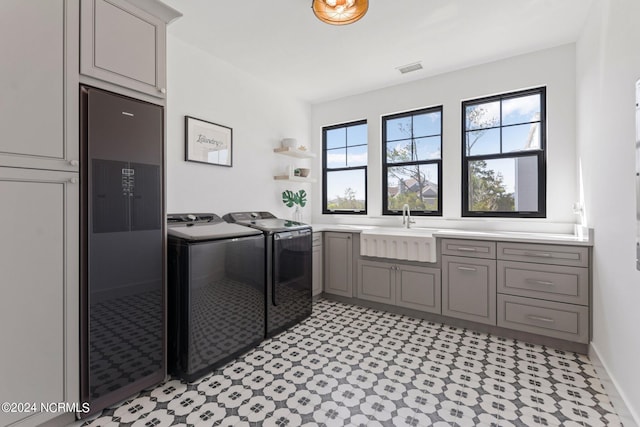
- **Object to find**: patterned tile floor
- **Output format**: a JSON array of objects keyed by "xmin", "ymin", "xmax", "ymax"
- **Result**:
[{"xmin": 84, "ymin": 299, "xmax": 622, "ymax": 426}]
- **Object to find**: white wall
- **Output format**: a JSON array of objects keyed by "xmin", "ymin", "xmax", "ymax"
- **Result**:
[
  {"xmin": 166, "ymin": 35, "xmax": 312, "ymax": 219},
  {"xmin": 576, "ymin": 0, "xmax": 640, "ymax": 423},
  {"xmin": 311, "ymin": 44, "xmax": 578, "ymax": 233}
]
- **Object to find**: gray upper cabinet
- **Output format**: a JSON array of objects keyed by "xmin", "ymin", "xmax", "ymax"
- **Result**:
[
  {"xmin": 0, "ymin": 167, "xmax": 79, "ymax": 427},
  {"xmin": 442, "ymin": 255, "xmax": 496, "ymax": 325},
  {"xmin": 80, "ymin": 0, "xmax": 180, "ymax": 99},
  {"xmin": 324, "ymin": 232, "xmax": 354, "ymax": 297},
  {"xmin": 0, "ymin": 0, "xmax": 79, "ymax": 171}
]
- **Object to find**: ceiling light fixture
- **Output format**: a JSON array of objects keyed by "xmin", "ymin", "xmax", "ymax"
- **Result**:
[{"xmin": 312, "ymin": 0, "xmax": 368, "ymax": 26}]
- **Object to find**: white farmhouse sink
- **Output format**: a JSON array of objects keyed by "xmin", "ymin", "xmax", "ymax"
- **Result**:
[{"xmin": 360, "ymin": 227, "xmax": 437, "ymax": 263}]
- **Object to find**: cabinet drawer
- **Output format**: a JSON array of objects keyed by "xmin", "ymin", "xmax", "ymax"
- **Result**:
[
  {"xmin": 497, "ymin": 261, "xmax": 588, "ymax": 305},
  {"xmin": 497, "ymin": 242, "xmax": 588, "ymax": 267},
  {"xmin": 441, "ymin": 239, "xmax": 496, "ymax": 259},
  {"xmin": 497, "ymin": 295, "xmax": 589, "ymax": 343},
  {"xmin": 312, "ymin": 232, "xmax": 323, "ymax": 247}
]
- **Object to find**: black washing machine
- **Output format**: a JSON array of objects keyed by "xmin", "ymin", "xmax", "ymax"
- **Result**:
[
  {"xmin": 167, "ymin": 213, "xmax": 265, "ymax": 381},
  {"xmin": 224, "ymin": 212, "xmax": 312, "ymax": 338}
]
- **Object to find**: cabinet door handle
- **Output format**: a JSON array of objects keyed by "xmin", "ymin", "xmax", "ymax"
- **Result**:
[
  {"xmin": 524, "ymin": 251, "xmax": 552, "ymax": 258},
  {"xmin": 456, "ymin": 247, "xmax": 478, "ymax": 252},
  {"xmin": 69, "ymin": 159, "xmax": 79, "ymax": 167},
  {"xmin": 159, "ymin": 87, "xmax": 167, "ymax": 94},
  {"xmin": 526, "ymin": 279, "xmax": 555, "ymax": 286},
  {"xmin": 526, "ymin": 315, "xmax": 555, "ymax": 323},
  {"xmin": 69, "ymin": 177, "xmax": 78, "ymax": 184},
  {"xmin": 457, "ymin": 266, "xmax": 477, "ymax": 272}
]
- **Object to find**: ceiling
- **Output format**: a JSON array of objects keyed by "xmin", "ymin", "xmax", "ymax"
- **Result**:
[{"xmin": 164, "ymin": 0, "xmax": 594, "ymax": 104}]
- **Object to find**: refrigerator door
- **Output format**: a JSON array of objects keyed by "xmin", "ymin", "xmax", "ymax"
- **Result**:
[{"xmin": 81, "ymin": 86, "xmax": 164, "ymax": 414}]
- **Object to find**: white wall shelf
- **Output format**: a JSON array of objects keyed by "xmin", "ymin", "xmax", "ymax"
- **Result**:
[
  {"xmin": 273, "ymin": 147, "xmax": 316, "ymax": 159},
  {"xmin": 274, "ymin": 175, "xmax": 316, "ymax": 183}
]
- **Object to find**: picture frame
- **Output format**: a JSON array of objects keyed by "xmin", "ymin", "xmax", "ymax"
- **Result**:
[{"xmin": 185, "ymin": 116, "xmax": 233, "ymax": 167}]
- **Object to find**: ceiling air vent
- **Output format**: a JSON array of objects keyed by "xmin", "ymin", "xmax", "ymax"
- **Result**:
[{"xmin": 396, "ymin": 62, "xmax": 423, "ymax": 74}]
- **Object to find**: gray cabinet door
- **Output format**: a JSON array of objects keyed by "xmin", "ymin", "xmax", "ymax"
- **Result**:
[
  {"xmin": 312, "ymin": 243, "xmax": 323, "ymax": 297},
  {"xmin": 0, "ymin": 0, "xmax": 79, "ymax": 171},
  {"xmin": 442, "ymin": 255, "xmax": 496, "ymax": 325},
  {"xmin": 81, "ymin": 0, "xmax": 167, "ymax": 98},
  {"xmin": 396, "ymin": 265, "xmax": 441, "ymax": 314},
  {"xmin": 357, "ymin": 259, "xmax": 394, "ymax": 304},
  {"xmin": 0, "ymin": 167, "xmax": 79, "ymax": 427},
  {"xmin": 324, "ymin": 232, "xmax": 353, "ymax": 297}
]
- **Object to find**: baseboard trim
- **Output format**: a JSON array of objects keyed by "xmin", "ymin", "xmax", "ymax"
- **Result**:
[{"xmin": 589, "ymin": 342, "xmax": 639, "ymax": 427}]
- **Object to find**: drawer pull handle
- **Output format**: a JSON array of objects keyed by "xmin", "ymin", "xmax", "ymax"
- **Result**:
[
  {"xmin": 456, "ymin": 247, "xmax": 478, "ymax": 252},
  {"xmin": 526, "ymin": 279, "xmax": 555, "ymax": 286},
  {"xmin": 527, "ymin": 315, "xmax": 555, "ymax": 323},
  {"xmin": 524, "ymin": 251, "xmax": 553, "ymax": 258},
  {"xmin": 457, "ymin": 266, "xmax": 477, "ymax": 272}
]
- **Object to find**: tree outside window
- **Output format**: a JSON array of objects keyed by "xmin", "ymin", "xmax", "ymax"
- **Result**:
[{"xmin": 462, "ymin": 88, "xmax": 546, "ymax": 217}]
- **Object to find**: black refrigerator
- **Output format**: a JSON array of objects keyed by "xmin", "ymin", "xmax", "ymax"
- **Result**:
[{"xmin": 80, "ymin": 86, "xmax": 165, "ymax": 416}]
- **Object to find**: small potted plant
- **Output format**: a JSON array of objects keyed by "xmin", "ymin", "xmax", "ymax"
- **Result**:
[{"xmin": 281, "ymin": 189, "xmax": 307, "ymax": 222}]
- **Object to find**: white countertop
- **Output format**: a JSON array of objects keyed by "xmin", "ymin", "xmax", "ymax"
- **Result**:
[{"xmin": 310, "ymin": 223, "xmax": 593, "ymax": 246}]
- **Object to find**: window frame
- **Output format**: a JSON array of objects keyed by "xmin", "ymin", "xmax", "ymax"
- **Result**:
[
  {"xmin": 322, "ymin": 119, "xmax": 368, "ymax": 215},
  {"xmin": 382, "ymin": 106, "xmax": 443, "ymax": 216},
  {"xmin": 461, "ymin": 87, "xmax": 547, "ymax": 218}
]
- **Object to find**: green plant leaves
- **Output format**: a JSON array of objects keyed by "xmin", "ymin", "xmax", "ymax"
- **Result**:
[
  {"xmin": 298, "ymin": 189, "xmax": 307, "ymax": 207},
  {"xmin": 282, "ymin": 189, "xmax": 307, "ymax": 207},
  {"xmin": 282, "ymin": 190, "xmax": 296, "ymax": 207}
]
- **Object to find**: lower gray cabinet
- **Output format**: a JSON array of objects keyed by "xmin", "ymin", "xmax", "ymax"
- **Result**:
[
  {"xmin": 0, "ymin": 167, "xmax": 79, "ymax": 427},
  {"xmin": 312, "ymin": 232, "xmax": 323, "ymax": 297},
  {"xmin": 396, "ymin": 265, "xmax": 441, "ymax": 314},
  {"xmin": 324, "ymin": 232, "xmax": 354, "ymax": 297},
  {"xmin": 357, "ymin": 259, "xmax": 441, "ymax": 314},
  {"xmin": 358, "ymin": 259, "xmax": 394, "ymax": 304},
  {"xmin": 497, "ymin": 294, "xmax": 589, "ymax": 343},
  {"xmin": 442, "ymin": 255, "xmax": 496, "ymax": 325}
]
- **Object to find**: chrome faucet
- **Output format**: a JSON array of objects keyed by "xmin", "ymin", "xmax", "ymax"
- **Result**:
[{"xmin": 402, "ymin": 204, "xmax": 415, "ymax": 228}]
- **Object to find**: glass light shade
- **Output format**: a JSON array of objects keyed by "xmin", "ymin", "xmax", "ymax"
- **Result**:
[{"xmin": 312, "ymin": 0, "xmax": 368, "ymax": 25}]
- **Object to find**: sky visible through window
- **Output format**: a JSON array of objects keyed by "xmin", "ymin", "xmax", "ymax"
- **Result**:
[
  {"xmin": 325, "ymin": 123, "xmax": 367, "ymax": 205},
  {"xmin": 466, "ymin": 94, "xmax": 541, "ymax": 194}
]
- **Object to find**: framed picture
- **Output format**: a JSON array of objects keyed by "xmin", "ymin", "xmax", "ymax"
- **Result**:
[{"xmin": 185, "ymin": 116, "xmax": 233, "ymax": 167}]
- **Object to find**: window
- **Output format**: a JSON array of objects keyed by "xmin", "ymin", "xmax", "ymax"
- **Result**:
[
  {"xmin": 462, "ymin": 87, "xmax": 546, "ymax": 217},
  {"xmin": 322, "ymin": 120, "xmax": 367, "ymax": 214},
  {"xmin": 382, "ymin": 107, "xmax": 443, "ymax": 216}
]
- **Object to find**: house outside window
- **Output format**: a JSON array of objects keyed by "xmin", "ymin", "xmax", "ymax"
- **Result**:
[
  {"xmin": 382, "ymin": 107, "xmax": 443, "ymax": 216},
  {"xmin": 322, "ymin": 120, "xmax": 367, "ymax": 214},
  {"xmin": 462, "ymin": 87, "xmax": 546, "ymax": 217}
]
